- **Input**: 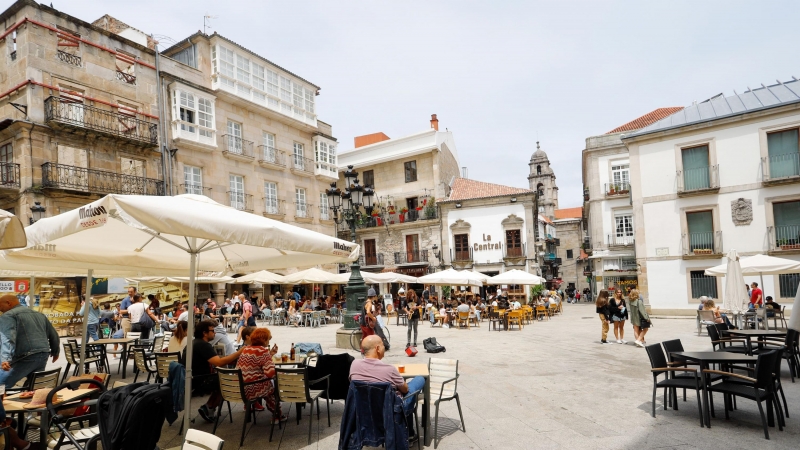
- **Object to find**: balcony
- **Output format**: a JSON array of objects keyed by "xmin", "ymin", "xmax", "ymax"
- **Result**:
[
  {"xmin": 258, "ymin": 147, "xmax": 286, "ymax": 168},
  {"xmin": 395, "ymin": 250, "xmax": 429, "ymax": 265},
  {"xmin": 44, "ymin": 96, "xmax": 157, "ymax": 147},
  {"xmin": 543, "ymin": 253, "xmax": 556, "ymax": 262},
  {"xmin": 762, "ymin": 154, "xmax": 800, "ymax": 186},
  {"xmin": 604, "ymin": 182, "xmax": 630, "ymax": 197},
  {"xmin": 677, "ymin": 165, "xmax": 719, "ymax": 196},
  {"xmin": 290, "ymin": 155, "xmax": 315, "ymax": 177},
  {"xmin": 0, "ymin": 162, "xmax": 21, "ymax": 189},
  {"xmin": 620, "ymin": 258, "xmax": 638, "ymax": 271},
  {"xmin": 172, "ymin": 122, "xmax": 215, "ymax": 149},
  {"xmin": 263, "ymin": 199, "xmax": 286, "ymax": 218},
  {"xmin": 221, "ymin": 135, "xmax": 255, "ymax": 162},
  {"xmin": 41, "ymin": 162, "xmax": 164, "ymax": 196},
  {"xmin": 319, "ymin": 205, "xmax": 333, "ymax": 222},
  {"xmin": 116, "ymin": 70, "xmax": 136, "ymax": 85},
  {"xmin": 682, "ymin": 230, "xmax": 723, "ymax": 258},
  {"xmin": 451, "ymin": 248, "xmax": 473, "ymax": 263},
  {"xmin": 360, "ymin": 253, "xmax": 385, "ymax": 267},
  {"xmin": 228, "ymin": 191, "xmax": 253, "ymax": 212},
  {"xmin": 56, "ymin": 50, "xmax": 81, "ymax": 67},
  {"xmin": 768, "ymin": 225, "xmax": 800, "ymax": 252},
  {"xmin": 314, "ymin": 159, "xmax": 338, "ymax": 180},
  {"xmin": 294, "ymin": 203, "xmax": 313, "ymax": 221},
  {"xmin": 179, "ymin": 183, "xmax": 211, "ymax": 195},
  {"xmin": 607, "ymin": 234, "xmax": 634, "ymax": 247}
]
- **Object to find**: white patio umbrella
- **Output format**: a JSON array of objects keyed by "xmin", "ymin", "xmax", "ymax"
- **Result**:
[
  {"xmin": 281, "ymin": 267, "xmax": 341, "ymax": 284},
  {"xmin": 3, "ymin": 194, "xmax": 358, "ymax": 432},
  {"xmin": 0, "ymin": 209, "xmax": 26, "ymax": 250},
  {"xmin": 485, "ymin": 269, "xmax": 544, "ymax": 285},
  {"xmin": 789, "ymin": 284, "xmax": 800, "ymax": 332},
  {"xmin": 719, "ymin": 249, "xmax": 749, "ymax": 312},
  {"xmin": 227, "ymin": 270, "xmax": 286, "ymax": 284},
  {"xmin": 331, "ymin": 271, "xmax": 418, "ymax": 284},
  {"xmin": 705, "ymin": 253, "xmax": 800, "ymax": 289},
  {"xmin": 417, "ymin": 268, "xmax": 484, "ymax": 287},
  {"xmin": 126, "ymin": 276, "xmax": 235, "ymax": 283}
]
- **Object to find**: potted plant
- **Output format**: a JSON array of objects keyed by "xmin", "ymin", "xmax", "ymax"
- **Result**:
[
  {"xmin": 371, "ymin": 209, "xmax": 382, "ymax": 226},
  {"xmin": 399, "ymin": 207, "xmax": 408, "ymax": 223},
  {"xmin": 608, "ymin": 184, "xmax": 617, "ymax": 195}
]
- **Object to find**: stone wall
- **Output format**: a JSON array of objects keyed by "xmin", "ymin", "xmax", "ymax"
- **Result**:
[{"xmin": 554, "ymin": 219, "xmax": 590, "ymax": 294}]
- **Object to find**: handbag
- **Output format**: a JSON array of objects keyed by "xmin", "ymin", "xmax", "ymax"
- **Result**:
[
  {"xmin": 136, "ymin": 304, "xmax": 155, "ymax": 328},
  {"xmin": 640, "ymin": 318, "xmax": 651, "ymax": 329}
]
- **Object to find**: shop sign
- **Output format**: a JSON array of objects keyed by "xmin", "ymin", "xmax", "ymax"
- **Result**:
[
  {"xmin": 474, "ymin": 233, "xmax": 503, "ymax": 252},
  {"xmin": 0, "ymin": 281, "xmax": 14, "ymax": 292}
]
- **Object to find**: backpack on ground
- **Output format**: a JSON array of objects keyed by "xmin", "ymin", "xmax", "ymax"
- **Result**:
[
  {"xmin": 98, "ymin": 382, "xmax": 176, "ymax": 450},
  {"xmin": 423, "ymin": 337, "xmax": 446, "ymax": 353}
]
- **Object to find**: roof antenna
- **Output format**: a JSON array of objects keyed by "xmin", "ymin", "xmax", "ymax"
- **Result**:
[{"xmin": 204, "ymin": 14, "xmax": 218, "ymax": 35}]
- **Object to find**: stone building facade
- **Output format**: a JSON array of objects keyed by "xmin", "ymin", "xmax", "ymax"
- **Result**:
[
  {"xmin": 552, "ymin": 208, "xmax": 589, "ymax": 295},
  {"xmin": 528, "ymin": 142, "xmax": 558, "ymax": 219}
]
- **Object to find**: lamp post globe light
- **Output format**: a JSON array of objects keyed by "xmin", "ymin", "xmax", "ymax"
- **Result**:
[{"xmin": 327, "ymin": 165, "xmax": 376, "ymax": 336}]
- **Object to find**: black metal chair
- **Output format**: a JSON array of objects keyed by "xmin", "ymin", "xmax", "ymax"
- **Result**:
[
  {"xmin": 704, "ymin": 349, "xmax": 784, "ymax": 439},
  {"xmin": 644, "ymin": 344, "xmax": 704, "ymax": 427},
  {"xmin": 755, "ymin": 329, "xmax": 799, "ymax": 383},
  {"xmin": 132, "ymin": 348, "xmax": 158, "ymax": 383},
  {"xmin": 707, "ymin": 325, "xmax": 749, "ymax": 353}
]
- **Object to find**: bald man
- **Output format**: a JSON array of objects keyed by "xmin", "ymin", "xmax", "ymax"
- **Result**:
[{"xmin": 0, "ymin": 294, "xmax": 60, "ymax": 390}]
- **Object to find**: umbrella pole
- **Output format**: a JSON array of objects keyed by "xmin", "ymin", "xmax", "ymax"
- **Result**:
[
  {"xmin": 29, "ymin": 276, "xmax": 35, "ymax": 307},
  {"xmin": 78, "ymin": 269, "xmax": 93, "ymax": 374},
  {"xmin": 183, "ymin": 243, "xmax": 198, "ymax": 435}
]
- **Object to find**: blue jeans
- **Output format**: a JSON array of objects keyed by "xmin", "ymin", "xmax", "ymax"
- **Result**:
[
  {"xmin": 403, "ymin": 376, "xmax": 426, "ymax": 412},
  {"xmin": 0, "ymin": 352, "xmax": 49, "ymax": 390},
  {"xmin": 86, "ymin": 323, "xmax": 99, "ymax": 341}
]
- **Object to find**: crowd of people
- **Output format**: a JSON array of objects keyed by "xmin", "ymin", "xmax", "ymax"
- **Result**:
[{"xmin": 595, "ymin": 288, "xmax": 651, "ymax": 347}]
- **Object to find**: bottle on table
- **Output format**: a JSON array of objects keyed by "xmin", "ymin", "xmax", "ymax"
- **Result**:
[{"xmin": 290, "ymin": 343, "xmax": 295, "ymax": 360}]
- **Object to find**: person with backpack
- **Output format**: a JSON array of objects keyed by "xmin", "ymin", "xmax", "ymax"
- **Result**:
[{"xmin": 129, "ymin": 294, "xmax": 157, "ymax": 339}]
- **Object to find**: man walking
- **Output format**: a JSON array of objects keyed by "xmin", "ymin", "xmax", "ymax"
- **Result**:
[
  {"xmin": 118, "ymin": 286, "xmax": 136, "ymax": 337},
  {"xmin": 0, "ymin": 294, "xmax": 61, "ymax": 389}
]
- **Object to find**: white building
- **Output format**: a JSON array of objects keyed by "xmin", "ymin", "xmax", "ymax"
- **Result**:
[{"xmin": 621, "ymin": 78, "xmax": 800, "ymax": 314}]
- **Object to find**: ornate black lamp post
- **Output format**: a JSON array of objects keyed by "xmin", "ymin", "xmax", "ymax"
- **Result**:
[{"xmin": 326, "ymin": 165, "xmax": 376, "ymax": 331}]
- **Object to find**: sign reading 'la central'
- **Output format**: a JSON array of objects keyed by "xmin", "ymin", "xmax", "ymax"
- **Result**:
[{"xmin": 474, "ymin": 233, "xmax": 502, "ymax": 252}]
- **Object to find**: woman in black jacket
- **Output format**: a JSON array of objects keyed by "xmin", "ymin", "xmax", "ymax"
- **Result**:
[
  {"xmin": 595, "ymin": 290, "xmax": 612, "ymax": 344},
  {"xmin": 609, "ymin": 289, "xmax": 629, "ymax": 344}
]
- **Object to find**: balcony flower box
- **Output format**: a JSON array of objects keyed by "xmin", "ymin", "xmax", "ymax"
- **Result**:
[
  {"xmin": 780, "ymin": 244, "xmax": 800, "ymax": 251},
  {"xmin": 618, "ymin": 189, "xmax": 629, "ymax": 195},
  {"xmin": 693, "ymin": 249, "xmax": 713, "ymax": 255}
]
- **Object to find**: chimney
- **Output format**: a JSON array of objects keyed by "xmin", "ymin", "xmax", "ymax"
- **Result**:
[
  {"xmin": 430, "ymin": 114, "xmax": 439, "ymax": 131},
  {"xmin": 461, "ymin": 166, "xmax": 468, "ymax": 178}
]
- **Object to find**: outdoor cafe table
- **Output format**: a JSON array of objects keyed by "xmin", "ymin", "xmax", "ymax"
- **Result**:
[
  {"xmin": 670, "ymin": 351, "xmax": 758, "ymax": 428},
  {"xmin": 221, "ymin": 314, "xmax": 240, "ymax": 330},
  {"xmin": 3, "ymin": 388, "xmax": 97, "ymax": 445},
  {"xmin": 91, "ymin": 337, "xmax": 136, "ymax": 379},
  {"xmin": 724, "ymin": 329, "xmax": 786, "ymax": 354},
  {"xmin": 394, "ymin": 363, "xmax": 432, "ymax": 447}
]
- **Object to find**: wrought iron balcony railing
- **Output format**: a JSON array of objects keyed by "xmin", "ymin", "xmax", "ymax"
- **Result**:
[
  {"xmin": 263, "ymin": 199, "xmax": 286, "ymax": 216},
  {"xmin": 44, "ymin": 96, "xmax": 157, "ymax": 146},
  {"xmin": 677, "ymin": 165, "xmax": 719, "ymax": 194},
  {"xmin": 451, "ymin": 248, "xmax": 473, "ymax": 262},
  {"xmin": 57, "ymin": 50, "xmax": 81, "ymax": 67},
  {"xmin": 221, "ymin": 135, "xmax": 254, "ymax": 159},
  {"xmin": 290, "ymin": 155, "xmax": 315, "ymax": 175},
  {"xmin": 258, "ymin": 146, "xmax": 285, "ymax": 167},
  {"xmin": 41, "ymin": 162, "xmax": 164, "ymax": 195},
  {"xmin": 295, "ymin": 202, "xmax": 313, "ymax": 219},
  {"xmin": 179, "ymin": 183, "xmax": 211, "ymax": 195},
  {"xmin": 394, "ymin": 250, "xmax": 429, "ymax": 265},
  {"xmin": 543, "ymin": 253, "xmax": 556, "ymax": 261},
  {"xmin": 0, "ymin": 162, "xmax": 21, "ymax": 189},
  {"xmin": 605, "ymin": 182, "xmax": 631, "ymax": 196},
  {"xmin": 360, "ymin": 253, "xmax": 385, "ymax": 267},
  {"xmin": 319, "ymin": 205, "xmax": 332, "ymax": 221},
  {"xmin": 682, "ymin": 230, "xmax": 722, "ymax": 256},
  {"xmin": 762, "ymin": 154, "xmax": 800, "ymax": 183},
  {"xmin": 116, "ymin": 70, "xmax": 136, "ymax": 85},
  {"xmin": 769, "ymin": 225, "xmax": 800, "ymax": 251},
  {"xmin": 607, "ymin": 234, "xmax": 635, "ymax": 246},
  {"xmin": 228, "ymin": 191, "xmax": 253, "ymax": 212}
]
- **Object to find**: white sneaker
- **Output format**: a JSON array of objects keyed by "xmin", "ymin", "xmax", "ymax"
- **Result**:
[
  {"xmin": 620, "ymin": 339, "xmax": 627, "ymax": 344},
  {"xmin": 635, "ymin": 340, "xmax": 644, "ymax": 347},
  {"xmin": 616, "ymin": 339, "xmax": 623, "ymax": 344}
]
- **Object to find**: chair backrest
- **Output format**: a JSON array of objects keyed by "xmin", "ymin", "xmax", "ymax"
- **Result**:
[
  {"xmin": 698, "ymin": 310, "xmax": 716, "ymax": 322},
  {"xmin": 127, "ymin": 331, "xmax": 142, "ymax": 342},
  {"xmin": 645, "ymin": 343, "xmax": 669, "ymax": 375},
  {"xmin": 275, "ymin": 367, "xmax": 310, "ymax": 403},
  {"xmin": 152, "ymin": 335, "xmax": 164, "ymax": 352},
  {"xmin": 155, "ymin": 352, "xmax": 181, "ymax": 379},
  {"xmin": 133, "ymin": 348, "xmax": 149, "ymax": 372},
  {"xmin": 754, "ymin": 349, "xmax": 782, "ymax": 389},
  {"xmin": 29, "ymin": 368, "xmax": 62, "ymax": 390},
  {"xmin": 264, "ymin": 308, "xmax": 272, "ymax": 318},
  {"xmin": 62, "ymin": 343, "xmax": 77, "ymax": 365},
  {"xmin": 458, "ymin": 311, "xmax": 469, "ymax": 320},
  {"xmin": 183, "ymin": 428, "xmax": 224, "ymax": 450},
  {"xmin": 428, "ymin": 358, "xmax": 458, "ymax": 399},
  {"xmin": 216, "ymin": 367, "xmax": 246, "ymax": 403},
  {"xmin": 661, "ymin": 339, "xmax": 684, "ymax": 362},
  {"xmin": 536, "ymin": 305, "xmax": 547, "ymax": 312},
  {"xmin": 706, "ymin": 324, "xmax": 720, "ymax": 342}
]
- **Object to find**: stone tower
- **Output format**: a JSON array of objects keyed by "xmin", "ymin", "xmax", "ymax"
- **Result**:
[{"xmin": 527, "ymin": 141, "xmax": 559, "ymax": 219}]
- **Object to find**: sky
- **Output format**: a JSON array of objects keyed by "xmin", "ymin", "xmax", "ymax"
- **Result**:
[{"xmin": 53, "ymin": 0, "xmax": 800, "ymax": 208}]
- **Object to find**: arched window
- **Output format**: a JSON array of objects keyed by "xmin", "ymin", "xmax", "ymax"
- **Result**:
[
  {"xmin": 536, "ymin": 165, "xmax": 542, "ymax": 175},
  {"xmin": 537, "ymin": 183, "xmax": 544, "ymax": 197}
]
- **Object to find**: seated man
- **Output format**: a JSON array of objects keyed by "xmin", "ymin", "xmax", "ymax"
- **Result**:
[
  {"xmin": 185, "ymin": 319, "xmax": 243, "ymax": 423},
  {"xmin": 210, "ymin": 320, "xmax": 236, "ymax": 355},
  {"xmin": 511, "ymin": 299, "xmax": 522, "ymax": 310},
  {"xmin": 349, "ymin": 335, "xmax": 425, "ymax": 437},
  {"xmin": 764, "ymin": 296, "xmax": 781, "ymax": 317}
]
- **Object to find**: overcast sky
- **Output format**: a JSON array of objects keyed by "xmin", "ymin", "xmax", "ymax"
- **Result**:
[{"xmin": 57, "ymin": 0, "xmax": 800, "ymax": 208}]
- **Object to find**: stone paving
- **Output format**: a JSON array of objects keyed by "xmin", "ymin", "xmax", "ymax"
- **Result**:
[{"xmin": 46, "ymin": 304, "xmax": 800, "ymax": 449}]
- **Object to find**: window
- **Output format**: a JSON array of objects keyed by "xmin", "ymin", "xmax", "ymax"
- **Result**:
[
  {"xmin": 536, "ymin": 183, "xmax": 544, "ymax": 197},
  {"xmin": 266, "ymin": 70, "xmax": 279, "ymax": 97},
  {"xmin": 172, "ymin": 44, "xmax": 196, "ymax": 68},
  {"xmin": 115, "ymin": 53, "xmax": 135, "ymax": 84},
  {"xmin": 454, "ymin": 234, "xmax": 470, "ymax": 261},
  {"xmin": 566, "ymin": 249, "xmax": 573, "ymax": 259},
  {"xmin": 280, "ymin": 76, "xmax": 292, "ymax": 102},
  {"xmin": 536, "ymin": 165, "xmax": 541, "ymax": 175},
  {"xmin": 767, "ymin": 128, "xmax": 800, "ymax": 178},
  {"xmin": 197, "ymin": 98, "xmax": 213, "ymax": 138},
  {"xmin": 319, "ymin": 192, "xmax": 329, "ymax": 220},
  {"xmin": 611, "ymin": 163, "xmax": 630, "ymax": 188},
  {"xmin": 681, "ymin": 145, "xmax": 710, "ymax": 190},
  {"xmin": 264, "ymin": 181, "xmax": 278, "ymax": 214},
  {"xmin": 227, "ymin": 121, "xmax": 243, "ymax": 154},
  {"xmin": 0, "ymin": 143, "xmax": 13, "ymax": 186},
  {"xmin": 315, "ymin": 140, "xmax": 335, "ymax": 171},
  {"xmin": 687, "ymin": 210, "xmax": 714, "ymax": 252},
  {"xmin": 779, "ymin": 273, "xmax": 800, "ymax": 298},
  {"xmin": 506, "ymin": 230, "xmax": 522, "ymax": 257},
  {"xmin": 614, "ymin": 213, "xmax": 633, "ymax": 244},
  {"xmin": 229, "ymin": 175, "xmax": 245, "ymax": 210},
  {"xmin": 59, "ymin": 87, "xmax": 84, "ymax": 123},
  {"xmin": 217, "ymin": 45, "xmax": 235, "ymax": 79},
  {"xmin": 262, "ymin": 132, "xmax": 276, "ymax": 162},
  {"xmin": 362, "ymin": 170, "xmax": 374, "ymax": 188},
  {"xmin": 690, "ymin": 270, "xmax": 717, "ymax": 298},
  {"xmin": 364, "ymin": 239, "xmax": 378, "ymax": 265},
  {"xmin": 292, "ymin": 83, "xmax": 304, "ymax": 111},
  {"xmin": 295, "ymin": 188, "xmax": 307, "ymax": 218},
  {"xmin": 172, "ymin": 89, "xmax": 215, "ymax": 141},
  {"xmin": 183, "ymin": 165, "xmax": 202, "ymax": 195},
  {"xmin": 179, "ymin": 92, "xmax": 196, "ymax": 133},
  {"xmin": 252, "ymin": 63, "xmax": 265, "ymax": 91},
  {"xmin": 236, "ymin": 55, "xmax": 250, "ymax": 84},
  {"xmin": 304, "ymin": 88, "xmax": 314, "ymax": 114},
  {"xmin": 406, "ymin": 234, "xmax": 420, "ymax": 262},
  {"xmin": 120, "ymin": 157, "xmax": 145, "ymax": 194},
  {"xmin": 774, "ymin": 200, "xmax": 800, "ymax": 248},
  {"xmin": 404, "ymin": 161, "xmax": 417, "ymax": 183},
  {"xmin": 293, "ymin": 142, "xmax": 305, "ymax": 169}
]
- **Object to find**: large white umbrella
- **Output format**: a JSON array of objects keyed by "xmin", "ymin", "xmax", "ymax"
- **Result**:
[
  {"xmin": 486, "ymin": 269, "xmax": 544, "ymax": 285},
  {"xmin": 331, "ymin": 271, "xmax": 418, "ymax": 284},
  {"xmin": 705, "ymin": 253, "xmax": 800, "ymax": 291},
  {"xmin": 0, "ymin": 209, "xmax": 26, "ymax": 250},
  {"xmin": 227, "ymin": 270, "xmax": 286, "ymax": 284},
  {"xmin": 720, "ymin": 249, "xmax": 749, "ymax": 312},
  {"xmin": 126, "ymin": 276, "xmax": 235, "ymax": 283},
  {"xmin": 417, "ymin": 268, "xmax": 484, "ymax": 287},
  {"xmin": 4, "ymin": 194, "xmax": 358, "ymax": 432},
  {"xmin": 789, "ymin": 284, "xmax": 800, "ymax": 332},
  {"xmin": 281, "ymin": 267, "xmax": 341, "ymax": 284}
]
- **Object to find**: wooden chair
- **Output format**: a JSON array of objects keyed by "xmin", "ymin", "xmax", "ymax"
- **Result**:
[
  {"xmin": 487, "ymin": 308, "xmax": 503, "ymax": 331},
  {"xmin": 507, "ymin": 311, "xmax": 523, "ymax": 331},
  {"xmin": 549, "ymin": 303, "xmax": 559, "ymax": 317},
  {"xmin": 456, "ymin": 311, "xmax": 470, "ymax": 329},
  {"xmin": 155, "ymin": 351, "xmax": 181, "ymax": 383},
  {"xmin": 132, "ymin": 348, "xmax": 158, "ymax": 383},
  {"xmin": 213, "ymin": 367, "xmax": 262, "ymax": 447},
  {"xmin": 428, "ymin": 358, "xmax": 465, "ymax": 448},
  {"xmin": 273, "ymin": 367, "xmax": 330, "ymax": 444},
  {"xmin": 469, "ymin": 312, "xmax": 480, "ymax": 328},
  {"xmin": 535, "ymin": 305, "xmax": 549, "ymax": 321},
  {"xmin": 182, "ymin": 429, "xmax": 224, "ymax": 450}
]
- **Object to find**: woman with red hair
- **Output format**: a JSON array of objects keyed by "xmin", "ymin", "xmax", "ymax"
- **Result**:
[{"xmin": 235, "ymin": 327, "xmax": 285, "ymax": 422}]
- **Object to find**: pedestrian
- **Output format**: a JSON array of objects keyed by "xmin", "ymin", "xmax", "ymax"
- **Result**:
[
  {"xmin": 749, "ymin": 282, "xmax": 763, "ymax": 309},
  {"xmin": 80, "ymin": 295, "xmax": 101, "ymax": 341},
  {"xmin": 609, "ymin": 289, "xmax": 628, "ymax": 344},
  {"xmin": 367, "ymin": 289, "xmax": 390, "ymax": 351},
  {"xmin": 405, "ymin": 298, "xmax": 421, "ymax": 348},
  {"xmin": 629, "ymin": 289, "xmax": 651, "ymax": 347},
  {"xmin": 118, "ymin": 286, "xmax": 136, "ymax": 337},
  {"xmin": 0, "ymin": 294, "xmax": 61, "ymax": 389},
  {"xmin": 128, "ymin": 294, "xmax": 157, "ymax": 339},
  {"xmin": 595, "ymin": 290, "xmax": 612, "ymax": 344}
]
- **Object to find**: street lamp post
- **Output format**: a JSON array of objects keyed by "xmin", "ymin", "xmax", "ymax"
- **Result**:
[{"xmin": 327, "ymin": 165, "xmax": 376, "ymax": 334}]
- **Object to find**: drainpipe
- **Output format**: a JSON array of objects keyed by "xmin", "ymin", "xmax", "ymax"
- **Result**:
[{"xmin": 153, "ymin": 35, "xmax": 170, "ymax": 195}]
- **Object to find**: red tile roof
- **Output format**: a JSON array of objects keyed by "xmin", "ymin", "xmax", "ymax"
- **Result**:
[
  {"xmin": 554, "ymin": 207, "xmax": 583, "ymax": 219},
  {"xmin": 606, "ymin": 107, "xmax": 684, "ymax": 134},
  {"xmin": 445, "ymin": 178, "xmax": 533, "ymax": 202}
]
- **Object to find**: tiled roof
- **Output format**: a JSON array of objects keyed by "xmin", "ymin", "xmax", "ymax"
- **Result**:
[
  {"xmin": 554, "ymin": 207, "xmax": 583, "ymax": 219},
  {"xmin": 444, "ymin": 178, "xmax": 533, "ymax": 202},
  {"xmin": 606, "ymin": 107, "xmax": 684, "ymax": 134}
]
